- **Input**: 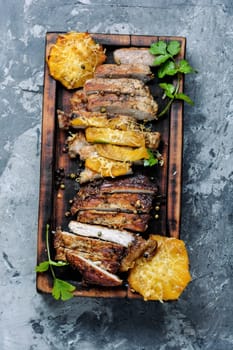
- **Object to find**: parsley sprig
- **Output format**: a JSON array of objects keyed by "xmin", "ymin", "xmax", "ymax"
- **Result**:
[
  {"xmin": 36, "ymin": 224, "xmax": 76, "ymax": 301},
  {"xmin": 149, "ymin": 40, "xmax": 196, "ymax": 117},
  {"xmin": 144, "ymin": 149, "xmax": 163, "ymax": 167}
]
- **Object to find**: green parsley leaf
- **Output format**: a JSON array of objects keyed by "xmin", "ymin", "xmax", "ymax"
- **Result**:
[
  {"xmin": 167, "ymin": 40, "xmax": 181, "ymax": 56},
  {"xmin": 158, "ymin": 60, "xmax": 177, "ymax": 78},
  {"xmin": 149, "ymin": 41, "xmax": 167, "ymax": 55},
  {"xmin": 159, "ymin": 83, "xmax": 176, "ymax": 99},
  {"xmin": 49, "ymin": 261, "xmax": 70, "ymax": 267},
  {"xmin": 153, "ymin": 54, "xmax": 171, "ymax": 67},
  {"xmin": 177, "ymin": 59, "xmax": 195, "ymax": 74},
  {"xmin": 144, "ymin": 149, "xmax": 158, "ymax": 167},
  {"xmin": 175, "ymin": 93, "xmax": 194, "ymax": 105},
  {"xmin": 35, "ymin": 261, "xmax": 50, "ymax": 272},
  {"xmin": 52, "ymin": 278, "xmax": 76, "ymax": 301}
]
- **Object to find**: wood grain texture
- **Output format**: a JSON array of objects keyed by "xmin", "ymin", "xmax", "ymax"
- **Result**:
[{"xmin": 37, "ymin": 32, "xmax": 185, "ymax": 298}]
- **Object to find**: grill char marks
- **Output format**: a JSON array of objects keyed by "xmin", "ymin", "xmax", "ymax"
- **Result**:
[
  {"xmin": 71, "ymin": 192, "xmax": 154, "ymax": 215},
  {"xmin": 71, "ymin": 175, "xmax": 158, "ymax": 232},
  {"xmin": 78, "ymin": 175, "xmax": 158, "ymax": 197},
  {"xmin": 66, "ymin": 251, "xmax": 123, "ymax": 287}
]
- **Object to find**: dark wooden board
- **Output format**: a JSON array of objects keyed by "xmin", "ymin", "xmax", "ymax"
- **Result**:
[{"xmin": 37, "ymin": 33, "xmax": 185, "ymax": 299}]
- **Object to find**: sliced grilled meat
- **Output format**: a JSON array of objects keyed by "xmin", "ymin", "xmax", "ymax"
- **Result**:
[
  {"xmin": 54, "ymin": 230, "xmax": 125, "ymax": 273},
  {"xmin": 84, "ymin": 78, "xmax": 151, "ymax": 97},
  {"xmin": 94, "ymin": 63, "xmax": 153, "ymax": 82},
  {"xmin": 70, "ymin": 89, "xmax": 88, "ymax": 111},
  {"xmin": 68, "ymin": 221, "xmax": 135, "ymax": 247},
  {"xmin": 71, "ymin": 192, "xmax": 154, "ymax": 215},
  {"xmin": 120, "ymin": 236, "xmax": 158, "ymax": 272},
  {"xmin": 66, "ymin": 131, "xmax": 97, "ymax": 159},
  {"xmin": 87, "ymin": 93, "xmax": 158, "ymax": 120},
  {"xmin": 55, "ymin": 246, "xmax": 120, "ymax": 274},
  {"xmin": 113, "ymin": 48, "xmax": 155, "ymax": 66},
  {"xmin": 77, "ymin": 210, "xmax": 150, "ymax": 232},
  {"xmin": 78, "ymin": 175, "xmax": 158, "ymax": 198},
  {"xmin": 65, "ymin": 251, "xmax": 123, "ymax": 287},
  {"xmin": 79, "ymin": 168, "xmax": 102, "ymax": 184}
]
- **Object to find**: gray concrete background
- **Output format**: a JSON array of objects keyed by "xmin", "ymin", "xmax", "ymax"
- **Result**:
[{"xmin": 0, "ymin": 0, "xmax": 232, "ymax": 349}]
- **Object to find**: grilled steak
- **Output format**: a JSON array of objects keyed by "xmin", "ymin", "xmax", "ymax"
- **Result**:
[
  {"xmin": 78, "ymin": 175, "xmax": 158, "ymax": 198},
  {"xmin": 84, "ymin": 78, "xmax": 151, "ymax": 97},
  {"xmin": 54, "ymin": 230, "xmax": 124, "ymax": 273},
  {"xmin": 113, "ymin": 48, "xmax": 155, "ymax": 66},
  {"xmin": 65, "ymin": 251, "xmax": 123, "ymax": 287},
  {"xmin": 87, "ymin": 93, "xmax": 158, "ymax": 120},
  {"xmin": 68, "ymin": 221, "xmax": 136, "ymax": 247},
  {"xmin": 77, "ymin": 210, "xmax": 150, "ymax": 232},
  {"xmin": 94, "ymin": 63, "xmax": 153, "ymax": 82},
  {"xmin": 71, "ymin": 192, "xmax": 154, "ymax": 215}
]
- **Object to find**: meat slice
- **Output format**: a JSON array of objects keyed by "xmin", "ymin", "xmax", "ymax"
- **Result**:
[
  {"xmin": 70, "ymin": 89, "xmax": 88, "ymax": 111},
  {"xmin": 77, "ymin": 210, "xmax": 150, "ymax": 232},
  {"xmin": 79, "ymin": 168, "xmax": 102, "ymax": 184},
  {"xmin": 78, "ymin": 175, "xmax": 158, "ymax": 198},
  {"xmin": 66, "ymin": 131, "xmax": 97, "ymax": 159},
  {"xmin": 54, "ymin": 230, "xmax": 125, "ymax": 273},
  {"xmin": 119, "ymin": 236, "xmax": 158, "ymax": 272},
  {"xmin": 94, "ymin": 63, "xmax": 153, "ymax": 82},
  {"xmin": 65, "ymin": 251, "xmax": 123, "ymax": 287},
  {"xmin": 71, "ymin": 192, "xmax": 154, "ymax": 215},
  {"xmin": 84, "ymin": 78, "xmax": 151, "ymax": 97},
  {"xmin": 113, "ymin": 48, "xmax": 155, "ymax": 66},
  {"xmin": 68, "ymin": 221, "xmax": 135, "ymax": 247},
  {"xmin": 87, "ymin": 93, "xmax": 158, "ymax": 120}
]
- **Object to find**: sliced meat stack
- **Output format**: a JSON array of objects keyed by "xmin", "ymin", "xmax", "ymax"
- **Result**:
[
  {"xmin": 71, "ymin": 175, "xmax": 158, "ymax": 232},
  {"xmin": 54, "ymin": 222, "xmax": 157, "ymax": 286}
]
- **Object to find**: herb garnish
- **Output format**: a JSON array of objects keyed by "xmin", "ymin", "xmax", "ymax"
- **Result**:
[
  {"xmin": 144, "ymin": 149, "xmax": 163, "ymax": 167},
  {"xmin": 36, "ymin": 224, "xmax": 76, "ymax": 301},
  {"xmin": 149, "ymin": 40, "xmax": 196, "ymax": 117}
]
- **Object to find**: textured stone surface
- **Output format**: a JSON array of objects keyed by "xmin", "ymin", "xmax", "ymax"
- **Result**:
[{"xmin": 0, "ymin": 0, "xmax": 233, "ymax": 349}]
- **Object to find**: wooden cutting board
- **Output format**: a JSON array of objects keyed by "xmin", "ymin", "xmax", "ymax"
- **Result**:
[{"xmin": 36, "ymin": 33, "xmax": 185, "ymax": 299}]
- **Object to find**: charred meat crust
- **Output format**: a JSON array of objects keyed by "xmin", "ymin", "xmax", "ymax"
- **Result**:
[
  {"xmin": 54, "ymin": 230, "xmax": 125, "ymax": 274},
  {"xmin": 70, "ymin": 192, "xmax": 154, "ymax": 215},
  {"xmin": 65, "ymin": 251, "xmax": 123, "ymax": 287},
  {"xmin": 120, "ymin": 237, "xmax": 158, "ymax": 272},
  {"xmin": 78, "ymin": 175, "xmax": 158, "ymax": 198}
]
